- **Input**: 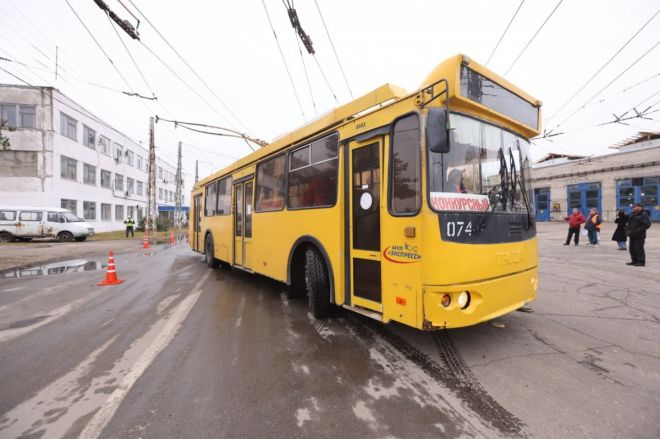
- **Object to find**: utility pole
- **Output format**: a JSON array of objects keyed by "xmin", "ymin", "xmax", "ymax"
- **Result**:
[
  {"xmin": 175, "ymin": 141, "xmax": 182, "ymax": 228},
  {"xmin": 146, "ymin": 117, "xmax": 157, "ymax": 234},
  {"xmin": 195, "ymin": 160, "xmax": 198, "ymax": 183}
]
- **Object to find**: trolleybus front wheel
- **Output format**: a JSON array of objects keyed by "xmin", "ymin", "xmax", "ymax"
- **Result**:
[
  {"xmin": 204, "ymin": 234, "xmax": 219, "ymax": 268},
  {"xmin": 305, "ymin": 247, "xmax": 332, "ymax": 319}
]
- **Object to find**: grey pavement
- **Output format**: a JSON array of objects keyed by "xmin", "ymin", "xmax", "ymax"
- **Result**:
[{"xmin": 0, "ymin": 223, "xmax": 658, "ymax": 438}]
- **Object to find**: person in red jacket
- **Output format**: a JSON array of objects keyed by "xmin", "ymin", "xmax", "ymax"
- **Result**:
[{"xmin": 564, "ymin": 208, "xmax": 586, "ymax": 245}]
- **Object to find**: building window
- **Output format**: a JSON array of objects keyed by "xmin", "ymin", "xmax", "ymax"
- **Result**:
[
  {"xmin": 101, "ymin": 203, "xmax": 112, "ymax": 221},
  {"xmin": 83, "ymin": 163, "xmax": 96, "ymax": 185},
  {"xmin": 0, "ymin": 104, "xmax": 18, "ymax": 128},
  {"xmin": 83, "ymin": 201, "xmax": 96, "ymax": 221},
  {"xmin": 60, "ymin": 112, "xmax": 77, "ymax": 140},
  {"xmin": 158, "ymin": 166, "xmax": 163, "ymax": 179},
  {"xmin": 137, "ymin": 181, "xmax": 144, "ymax": 195},
  {"xmin": 113, "ymin": 143, "xmax": 123, "ymax": 163},
  {"xmin": 0, "ymin": 104, "xmax": 35, "ymax": 128},
  {"xmin": 61, "ymin": 199, "xmax": 77, "ymax": 215},
  {"xmin": 98, "ymin": 136, "xmax": 110, "ymax": 155},
  {"xmin": 126, "ymin": 149, "xmax": 134, "ymax": 166},
  {"xmin": 60, "ymin": 155, "xmax": 77, "ymax": 180},
  {"xmin": 390, "ymin": 114, "xmax": 421, "ymax": 214},
  {"xmin": 136, "ymin": 155, "xmax": 143, "ymax": 170},
  {"xmin": 158, "ymin": 188, "xmax": 163, "ymax": 200},
  {"xmin": 83, "ymin": 125, "xmax": 96, "ymax": 149},
  {"xmin": 101, "ymin": 169, "xmax": 112, "ymax": 188},
  {"xmin": 115, "ymin": 205, "xmax": 124, "ymax": 221},
  {"xmin": 287, "ymin": 135, "xmax": 339, "ymax": 209},
  {"xmin": 19, "ymin": 105, "xmax": 36, "ymax": 128},
  {"xmin": 115, "ymin": 173, "xmax": 124, "ymax": 191},
  {"xmin": 127, "ymin": 177, "xmax": 135, "ymax": 194},
  {"xmin": 128, "ymin": 206, "xmax": 135, "ymax": 218}
]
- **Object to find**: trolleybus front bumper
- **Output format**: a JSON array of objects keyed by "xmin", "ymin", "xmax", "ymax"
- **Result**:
[{"xmin": 422, "ymin": 266, "xmax": 538, "ymax": 330}]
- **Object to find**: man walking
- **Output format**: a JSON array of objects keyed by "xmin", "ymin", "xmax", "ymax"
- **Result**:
[
  {"xmin": 626, "ymin": 203, "xmax": 651, "ymax": 267},
  {"xmin": 564, "ymin": 208, "xmax": 585, "ymax": 245},
  {"xmin": 124, "ymin": 216, "xmax": 135, "ymax": 238},
  {"xmin": 585, "ymin": 208, "xmax": 601, "ymax": 247}
]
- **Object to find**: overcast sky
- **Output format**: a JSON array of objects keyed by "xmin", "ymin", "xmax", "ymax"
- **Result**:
[{"xmin": 1, "ymin": 0, "xmax": 658, "ymax": 197}]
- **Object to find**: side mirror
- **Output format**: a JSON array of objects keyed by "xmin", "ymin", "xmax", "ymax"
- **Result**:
[{"xmin": 427, "ymin": 108, "xmax": 450, "ymax": 153}]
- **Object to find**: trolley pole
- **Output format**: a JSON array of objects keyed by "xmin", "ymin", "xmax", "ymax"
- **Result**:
[
  {"xmin": 175, "ymin": 141, "xmax": 182, "ymax": 228},
  {"xmin": 146, "ymin": 117, "xmax": 157, "ymax": 233}
]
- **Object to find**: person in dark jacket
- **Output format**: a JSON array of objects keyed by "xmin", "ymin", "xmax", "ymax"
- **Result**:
[
  {"xmin": 563, "ymin": 208, "xmax": 585, "ymax": 245},
  {"xmin": 626, "ymin": 204, "xmax": 651, "ymax": 266},
  {"xmin": 611, "ymin": 209, "xmax": 628, "ymax": 250}
]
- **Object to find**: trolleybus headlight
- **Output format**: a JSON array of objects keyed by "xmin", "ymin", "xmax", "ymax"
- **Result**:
[
  {"xmin": 441, "ymin": 294, "xmax": 451, "ymax": 308},
  {"xmin": 457, "ymin": 291, "xmax": 471, "ymax": 309}
]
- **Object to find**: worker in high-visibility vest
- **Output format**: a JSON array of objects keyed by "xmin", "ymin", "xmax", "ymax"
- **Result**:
[{"xmin": 124, "ymin": 216, "xmax": 135, "ymax": 238}]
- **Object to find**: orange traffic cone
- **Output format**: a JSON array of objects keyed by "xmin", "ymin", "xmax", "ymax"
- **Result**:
[
  {"xmin": 143, "ymin": 235, "xmax": 150, "ymax": 249},
  {"xmin": 98, "ymin": 251, "xmax": 124, "ymax": 286},
  {"xmin": 169, "ymin": 231, "xmax": 175, "ymax": 246}
]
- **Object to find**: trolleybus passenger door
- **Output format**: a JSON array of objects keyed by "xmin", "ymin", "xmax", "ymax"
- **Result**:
[
  {"xmin": 233, "ymin": 181, "xmax": 254, "ymax": 270},
  {"xmin": 193, "ymin": 195, "xmax": 202, "ymax": 251},
  {"xmin": 348, "ymin": 139, "xmax": 383, "ymax": 313}
]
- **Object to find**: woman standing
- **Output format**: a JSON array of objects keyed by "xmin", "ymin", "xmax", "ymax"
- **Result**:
[
  {"xmin": 611, "ymin": 209, "xmax": 628, "ymax": 250},
  {"xmin": 585, "ymin": 208, "xmax": 602, "ymax": 247}
]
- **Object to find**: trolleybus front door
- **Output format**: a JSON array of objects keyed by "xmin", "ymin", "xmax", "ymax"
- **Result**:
[
  {"xmin": 233, "ymin": 180, "xmax": 253, "ymax": 270},
  {"xmin": 348, "ymin": 139, "xmax": 383, "ymax": 313}
]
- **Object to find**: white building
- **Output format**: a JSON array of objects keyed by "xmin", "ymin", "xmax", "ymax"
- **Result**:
[
  {"xmin": 531, "ymin": 132, "xmax": 660, "ymax": 222},
  {"xmin": 0, "ymin": 84, "xmax": 187, "ymax": 233}
]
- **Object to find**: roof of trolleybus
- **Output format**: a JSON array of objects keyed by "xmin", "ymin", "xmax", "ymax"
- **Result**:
[{"xmin": 194, "ymin": 54, "xmax": 541, "ymax": 190}]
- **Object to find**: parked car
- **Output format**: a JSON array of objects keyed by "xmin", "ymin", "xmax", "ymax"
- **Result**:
[{"xmin": 0, "ymin": 206, "xmax": 94, "ymax": 242}]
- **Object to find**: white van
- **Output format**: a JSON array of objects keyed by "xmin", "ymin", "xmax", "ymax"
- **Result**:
[{"xmin": 0, "ymin": 206, "xmax": 94, "ymax": 242}]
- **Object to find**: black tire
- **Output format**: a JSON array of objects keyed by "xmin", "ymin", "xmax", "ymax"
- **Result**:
[
  {"xmin": 204, "ymin": 234, "xmax": 219, "ymax": 268},
  {"xmin": 0, "ymin": 232, "xmax": 13, "ymax": 243},
  {"xmin": 57, "ymin": 231, "xmax": 73, "ymax": 242},
  {"xmin": 305, "ymin": 247, "xmax": 332, "ymax": 319},
  {"xmin": 74, "ymin": 236, "xmax": 87, "ymax": 242}
]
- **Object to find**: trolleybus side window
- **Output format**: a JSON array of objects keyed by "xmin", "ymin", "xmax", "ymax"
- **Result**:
[
  {"xmin": 288, "ymin": 134, "xmax": 339, "ymax": 209},
  {"xmin": 255, "ymin": 154, "xmax": 286, "ymax": 212},
  {"xmin": 216, "ymin": 176, "xmax": 232, "ymax": 215},
  {"xmin": 390, "ymin": 114, "xmax": 421, "ymax": 215},
  {"xmin": 205, "ymin": 182, "xmax": 217, "ymax": 216}
]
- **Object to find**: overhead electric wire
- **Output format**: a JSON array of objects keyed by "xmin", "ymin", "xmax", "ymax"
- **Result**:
[
  {"xmin": 126, "ymin": 0, "xmax": 251, "ymax": 135},
  {"xmin": 504, "ymin": 0, "xmax": 563, "ymax": 76},
  {"xmin": 547, "ymin": 8, "xmax": 660, "ymax": 122},
  {"xmin": 485, "ymin": 0, "xmax": 526, "ymax": 67},
  {"xmin": 313, "ymin": 0, "xmax": 352, "ymax": 99},
  {"xmin": 105, "ymin": 13, "xmax": 156, "ymax": 98},
  {"xmin": 294, "ymin": 26, "xmax": 318, "ymax": 116},
  {"xmin": 260, "ymin": 0, "xmax": 307, "ymax": 121},
  {"xmin": 551, "ymin": 42, "xmax": 659, "ymax": 130},
  {"xmin": 64, "ymin": 0, "xmax": 141, "ymax": 95},
  {"xmin": 312, "ymin": 55, "xmax": 340, "ymax": 105}
]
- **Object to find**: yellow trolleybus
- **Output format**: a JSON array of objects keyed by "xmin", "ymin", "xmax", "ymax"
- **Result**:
[{"xmin": 189, "ymin": 54, "xmax": 541, "ymax": 329}]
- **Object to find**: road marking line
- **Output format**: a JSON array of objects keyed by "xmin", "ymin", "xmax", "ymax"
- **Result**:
[{"xmin": 79, "ymin": 268, "xmax": 212, "ymax": 439}]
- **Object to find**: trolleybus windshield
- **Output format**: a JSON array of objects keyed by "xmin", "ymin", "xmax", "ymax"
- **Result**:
[{"xmin": 428, "ymin": 113, "xmax": 533, "ymax": 213}]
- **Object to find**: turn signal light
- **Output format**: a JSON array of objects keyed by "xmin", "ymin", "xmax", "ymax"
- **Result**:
[{"xmin": 441, "ymin": 294, "xmax": 451, "ymax": 307}]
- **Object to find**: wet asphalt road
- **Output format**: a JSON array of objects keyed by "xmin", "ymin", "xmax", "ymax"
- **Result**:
[{"xmin": 0, "ymin": 223, "xmax": 659, "ymax": 439}]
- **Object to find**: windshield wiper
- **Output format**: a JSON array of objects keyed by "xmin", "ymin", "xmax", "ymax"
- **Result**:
[
  {"xmin": 515, "ymin": 145, "xmax": 534, "ymax": 229},
  {"xmin": 476, "ymin": 147, "xmax": 508, "ymax": 233}
]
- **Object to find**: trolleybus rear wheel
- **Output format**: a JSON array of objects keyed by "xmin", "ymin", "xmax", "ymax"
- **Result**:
[{"xmin": 305, "ymin": 247, "xmax": 331, "ymax": 319}]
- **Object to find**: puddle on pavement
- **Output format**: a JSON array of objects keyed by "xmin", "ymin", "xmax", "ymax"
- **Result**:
[{"xmin": 0, "ymin": 259, "xmax": 104, "ymax": 280}]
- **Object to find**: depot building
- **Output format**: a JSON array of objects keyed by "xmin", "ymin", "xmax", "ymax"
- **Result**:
[{"xmin": 531, "ymin": 131, "xmax": 660, "ymax": 222}]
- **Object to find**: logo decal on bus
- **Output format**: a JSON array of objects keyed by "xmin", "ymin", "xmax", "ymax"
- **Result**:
[{"xmin": 383, "ymin": 244, "xmax": 421, "ymax": 264}]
